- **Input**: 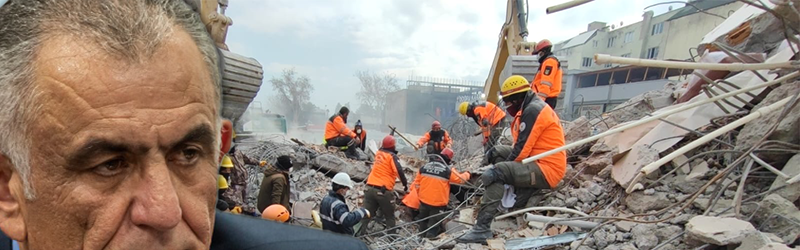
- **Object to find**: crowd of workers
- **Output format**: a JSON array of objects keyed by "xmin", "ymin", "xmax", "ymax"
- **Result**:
[{"xmin": 211, "ymin": 39, "xmax": 566, "ymax": 245}]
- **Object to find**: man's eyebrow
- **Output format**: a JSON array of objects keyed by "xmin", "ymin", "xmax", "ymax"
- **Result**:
[
  {"xmin": 67, "ymin": 139, "xmax": 135, "ymax": 168},
  {"xmin": 167, "ymin": 124, "xmax": 216, "ymax": 150}
]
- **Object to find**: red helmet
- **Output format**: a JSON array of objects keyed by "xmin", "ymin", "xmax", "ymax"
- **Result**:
[
  {"xmin": 432, "ymin": 121, "xmax": 441, "ymax": 129},
  {"xmin": 534, "ymin": 39, "xmax": 552, "ymax": 53},
  {"xmin": 382, "ymin": 135, "xmax": 396, "ymax": 149},
  {"xmin": 440, "ymin": 148, "xmax": 454, "ymax": 160}
]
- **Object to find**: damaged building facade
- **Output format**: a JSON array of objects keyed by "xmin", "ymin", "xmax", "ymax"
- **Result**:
[{"xmin": 512, "ymin": 0, "xmax": 744, "ymax": 120}]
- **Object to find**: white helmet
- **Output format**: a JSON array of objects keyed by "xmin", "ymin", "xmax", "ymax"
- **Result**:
[{"xmin": 332, "ymin": 172, "xmax": 354, "ymax": 189}]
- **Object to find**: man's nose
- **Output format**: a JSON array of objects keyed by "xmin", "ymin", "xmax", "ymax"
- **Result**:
[{"xmin": 130, "ymin": 161, "xmax": 182, "ymax": 231}]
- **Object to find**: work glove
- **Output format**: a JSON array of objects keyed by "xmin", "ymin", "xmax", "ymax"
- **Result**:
[
  {"xmin": 354, "ymin": 137, "xmax": 362, "ymax": 145},
  {"xmin": 481, "ymin": 167, "xmax": 500, "ymax": 185},
  {"xmin": 403, "ymin": 186, "xmax": 409, "ymax": 194},
  {"xmin": 259, "ymin": 161, "xmax": 267, "ymax": 167}
]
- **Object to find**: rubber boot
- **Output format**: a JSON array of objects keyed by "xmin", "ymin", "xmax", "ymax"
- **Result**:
[{"xmin": 456, "ymin": 206, "xmax": 496, "ymax": 244}]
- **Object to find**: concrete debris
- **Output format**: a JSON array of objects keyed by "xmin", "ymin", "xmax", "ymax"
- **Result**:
[
  {"xmin": 625, "ymin": 191, "xmax": 670, "ymax": 214},
  {"xmin": 575, "ymin": 152, "xmax": 614, "ymax": 175},
  {"xmin": 737, "ymin": 232, "xmax": 780, "ymax": 250},
  {"xmin": 751, "ymin": 194, "xmax": 800, "ymax": 243},
  {"xmin": 655, "ymin": 225, "xmax": 682, "ymax": 242},
  {"xmin": 685, "ymin": 160, "xmax": 710, "ymax": 181},
  {"xmin": 631, "ymin": 224, "xmax": 659, "ymax": 250},
  {"xmin": 769, "ymin": 154, "xmax": 800, "ymax": 203},
  {"xmin": 563, "ymin": 116, "xmax": 592, "ymax": 144},
  {"xmin": 736, "ymin": 82, "xmax": 800, "ymax": 166},
  {"xmin": 614, "ymin": 221, "xmax": 636, "ymax": 233},
  {"xmin": 602, "ymin": 87, "xmax": 675, "ymax": 130},
  {"xmin": 685, "ymin": 215, "xmax": 757, "ymax": 246},
  {"xmin": 757, "ymin": 243, "xmax": 796, "ymax": 250}
]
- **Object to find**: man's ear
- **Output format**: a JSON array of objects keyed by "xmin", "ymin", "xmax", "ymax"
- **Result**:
[
  {"xmin": 0, "ymin": 154, "xmax": 26, "ymax": 241},
  {"xmin": 219, "ymin": 119, "xmax": 233, "ymax": 163}
]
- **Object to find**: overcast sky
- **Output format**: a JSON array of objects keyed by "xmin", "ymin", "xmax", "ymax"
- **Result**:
[{"xmin": 225, "ymin": 0, "xmax": 684, "ymax": 113}]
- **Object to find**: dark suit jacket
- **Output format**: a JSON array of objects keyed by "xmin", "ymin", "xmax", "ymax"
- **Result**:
[
  {"xmin": 0, "ymin": 212, "xmax": 368, "ymax": 250},
  {"xmin": 211, "ymin": 211, "xmax": 369, "ymax": 250}
]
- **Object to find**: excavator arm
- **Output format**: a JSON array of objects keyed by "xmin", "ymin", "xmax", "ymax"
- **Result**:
[{"xmin": 484, "ymin": 0, "xmax": 536, "ymax": 103}]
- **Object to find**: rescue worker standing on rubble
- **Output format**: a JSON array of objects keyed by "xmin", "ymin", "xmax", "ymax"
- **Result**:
[
  {"xmin": 321, "ymin": 173, "xmax": 371, "ymax": 235},
  {"xmin": 458, "ymin": 75, "xmax": 566, "ymax": 244},
  {"xmin": 257, "ymin": 155, "xmax": 294, "ymax": 214},
  {"xmin": 417, "ymin": 121, "xmax": 453, "ymax": 155},
  {"xmin": 325, "ymin": 107, "xmax": 361, "ymax": 158},
  {"xmin": 358, "ymin": 135, "xmax": 409, "ymax": 236},
  {"xmin": 354, "ymin": 120, "xmax": 367, "ymax": 151},
  {"xmin": 532, "ymin": 39, "xmax": 563, "ymax": 109},
  {"xmin": 458, "ymin": 101, "xmax": 508, "ymax": 152},
  {"xmin": 225, "ymin": 141, "xmax": 266, "ymax": 213},
  {"xmin": 413, "ymin": 148, "xmax": 471, "ymax": 239}
]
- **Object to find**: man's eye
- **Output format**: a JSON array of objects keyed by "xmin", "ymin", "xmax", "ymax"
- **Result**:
[
  {"xmin": 93, "ymin": 158, "xmax": 127, "ymax": 177},
  {"xmin": 170, "ymin": 146, "xmax": 203, "ymax": 166}
]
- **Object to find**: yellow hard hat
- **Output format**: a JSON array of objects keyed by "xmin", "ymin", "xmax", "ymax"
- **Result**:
[
  {"xmin": 458, "ymin": 102, "xmax": 469, "ymax": 116},
  {"xmin": 231, "ymin": 206, "xmax": 242, "ymax": 214},
  {"xmin": 262, "ymin": 204, "xmax": 290, "ymax": 222},
  {"xmin": 217, "ymin": 175, "xmax": 229, "ymax": 189},
  {"xmin": 221, "ymin": 155, "xmax": 234, "ymax": 168},
  {"xmin": 500, "ymin": 75, "xmax": 530, "ymax": 99}
]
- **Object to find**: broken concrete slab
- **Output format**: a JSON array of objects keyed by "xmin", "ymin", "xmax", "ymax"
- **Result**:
[
  {"xmin": 672, "ymin": 154, "xmax": 691, "ymax": 175},
  {"xmin": 769, "ymin": 154, "xmax": 800, "ymax": 203},
  {"xmin": 631, "ymin": 224, "xmax": 659, "ymax": 250},
  {"xmin": 736, "ymin": 82, "xmax": 800, "ymax": 166},
  {"xmin": 757, "ymin": 243, "xmax": 794, "ymax": 250},
  {"xmin": 736, "ymin": 232, "xmax": 778, "ymax": 250},
  {"xmin": 655, "ymin": 225, "xmax": 683, "ymax": 242},
  {"xmin": 686, "ymin": 160, "xmax": 709, "ymax": 181},
  {"xmin": 575, "ymin": 188, "xmax": 597, "ymax": 203},
  {"xmin": 563, "ymin": 116, "xmax": 591, "ymax": 145},
  {"xmin": 625, "ymin": 191, "xmax": 671, "ymax": 214},
  {"xmin": 685, "ymin": 215, "xmax": 757, "ymax": 246},
  {"xmin": 613, "ymin": 144, "xmax": 661, "ymax": 187},
  {"xmin": 752, "ymin": 194, "xmax": 800, "ymax": 243},
  {"xmin": 576, "ymin": 152, "xmax": 613, "ymax": 175},
  {"xmin": 459, "ymin": 208, "xmax": 475, "ymax": 224},
  {"xmin": 605, "ymin": 243, "xmax": 638, "ymax": 250},
  {"xmin": 614, "ymin": 221, "xmax": 636, "ymax": 232}
]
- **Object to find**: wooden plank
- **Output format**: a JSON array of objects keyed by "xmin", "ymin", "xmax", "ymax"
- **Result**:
[
  {"xmin": 224, "ymin": 65, "xmax": 263, "ymax": 78},
  {"xmin": 223, "ymin": 58, "xmax": 264, "ymax": 74},
  {"xmin": 223, "ymin": 73, "xmax": 262, "ymax": 87}
]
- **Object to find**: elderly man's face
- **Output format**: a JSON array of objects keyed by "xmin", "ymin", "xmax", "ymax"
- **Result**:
[{"xmin": 15, "ymin": 28, "xmax": 220, "ymax": 249}]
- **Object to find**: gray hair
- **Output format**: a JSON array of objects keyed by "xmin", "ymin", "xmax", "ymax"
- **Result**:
[{"xmin": 0, "ymin": 0, "xmax": 222, "ymax": 199}]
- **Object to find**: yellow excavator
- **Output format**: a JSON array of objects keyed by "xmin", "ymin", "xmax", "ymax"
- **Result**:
[
  {"xmin": 483, "ymin": 0, "xmax": 536, "ymax": 104},
  {"xmin": 484, "ymin": 0, "xmax": 592, "ymax": 103},
  {"xmin": 186, "ymin": 0, "xmax": 264, "ymax": 131}
]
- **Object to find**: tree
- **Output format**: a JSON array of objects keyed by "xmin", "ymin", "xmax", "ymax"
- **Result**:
[
  {"xmin": 355, "ymin": 71, "xmax": 400, "ymax": 124},
  {"xmin": 270, "ymin": 68, "xmax": 313, "ymax": 125}
]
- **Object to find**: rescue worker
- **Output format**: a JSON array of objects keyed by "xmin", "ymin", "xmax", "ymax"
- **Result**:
[
  {"xmin": 358, "ymin": 135, "xmax": 409, "ymax": 236},
  {"xmin": 413, "ymin": 148, "xmax": 471, "ymax": 239},
  {"xmin": 354, "ymin": 120, "xmax": 367, "ymax": 151},
  {"xmin": 262, "ymin": 204, "xmax": 291, "ymax": 223},
  {"xmin": 218, "ymin": 174, "xmax": 230, "ymax": 202},
  {"xmin": 218, "ymin": 157, "xmax": 235, "ymax": 206},
  {"xmin": 325, "ymin": 107, "xmax": 361, "ymax": 157},
  {"xmin": 416, "ymin": 121, "xmax": 452, "ymax": 155},
  {"xmin": 257, "ymin": 155, "xmax": 294, "ymax": 214},
  {"xmin": 320, "ymin": 173, "xmax": 371, "ymax": 235},
  {"xmin": 532, "ymin": 39, "xmax": 563, "ymax": 109},
  {"xmin": 458, "ymin": 75, "xmax": 566, "ymax": 244},
  {"xmin": 225, "ymin": 144, "xmax": 266, "ymax": 211},
  {"xmin": 458, "ymin": 101, "xmax": 508, "ymax": 152}
]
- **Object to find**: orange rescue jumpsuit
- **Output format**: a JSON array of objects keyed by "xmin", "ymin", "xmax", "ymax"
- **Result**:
[{"xmin": 532, "ymin": 56, "xmax": 563, "ymax": 109}]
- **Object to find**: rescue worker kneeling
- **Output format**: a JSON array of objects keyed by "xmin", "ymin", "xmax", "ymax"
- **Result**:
[
  {"xmin": 458, "ymin": 101, "xmax": 508, "ymax": 153},
  {"xmin": 417, "ymin": 121, "xmax": 452, "ymax": 155},
  {"xmin": 320, "ymin": 173, "xmax": 371, "ymax": 235},
  {"xmin": 458, "ymin": 75, "xmax": 566, "ymax": 244},
  {"xmin": 413, "ymin": 148, "xmax": 470, "ymax": 239},
  {"xmin": 325, "ymin": 107, "xmax": 361, "ymax": 158}
]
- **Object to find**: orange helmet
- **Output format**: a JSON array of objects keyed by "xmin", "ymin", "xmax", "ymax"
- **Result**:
[
  {"xmin": 432, "ymin": 121, "xmax": 441, "ymax": 129},
  {"xmin": 382, "ymin": 135, "xmax": 396, "ymax": 149},
  {"xmin": 262, "ymin": 204, "xmax": 290, "ymax": 222},
  {"xmin": 534, "ymin": 39, "xmax": 552, "ymax": 53}
]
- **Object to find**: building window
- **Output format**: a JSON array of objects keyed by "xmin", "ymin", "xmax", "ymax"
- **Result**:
[
  {"xmin": 582, "ymin": 57, "xmax": 593, "ymax": 67},
  {"xmin": 647, "ymin": 47, "xmax": 659, "ymax": 59},
  {"xmin": 624, "ymin": 32, "xmax": 634, "ymax": 43},
  {"xmin": 651, "ymin": 22, "xmax": 664, "ymax": 35},
  {"xmin": 621, "ymin": 53, "xmax": 631, "ymax": 58},
  {"xmin": 607, "ymin": 36, "xmax": 616, "ymax": 48},
  {"xmin": 593, "ymin": 40, "xmax": 598, "ymax": 47}
]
